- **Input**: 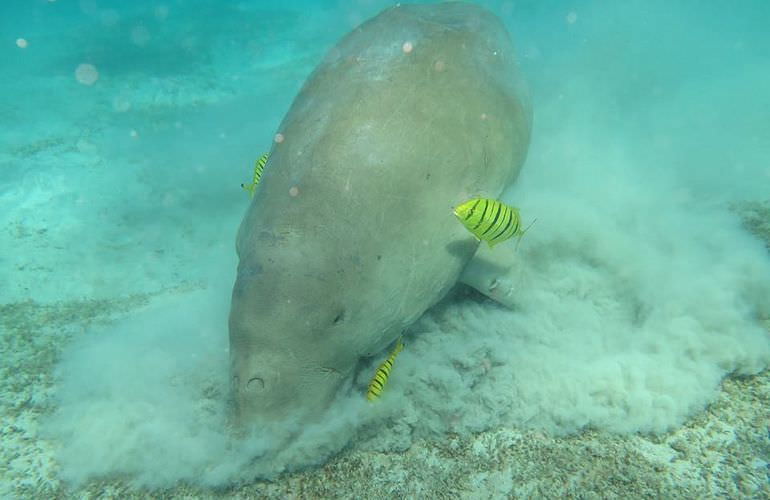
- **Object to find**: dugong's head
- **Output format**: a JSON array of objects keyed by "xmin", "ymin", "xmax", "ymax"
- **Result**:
[
  {"xmin": 230, "ymin": 237, "xmax": 350, "ymax": 426},
  {"xmin": 228, "ymin": 222, "xmax": 374, "ymax": 431}
]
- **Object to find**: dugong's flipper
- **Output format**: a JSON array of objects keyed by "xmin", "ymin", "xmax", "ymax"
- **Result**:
[{"xmin": 460, "ymin": 244, "xmax": 523, "ymax": 309}]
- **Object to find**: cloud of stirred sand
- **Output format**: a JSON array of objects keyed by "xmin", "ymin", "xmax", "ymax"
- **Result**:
[{"xmin": 44, "ymin": 0, "xmax": 770, "ymax": 488}]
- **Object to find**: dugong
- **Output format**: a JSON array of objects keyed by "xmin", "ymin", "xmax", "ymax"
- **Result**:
[{"xmin": 229, "ymin": 2, "xmax": 531, "ymax": 431}]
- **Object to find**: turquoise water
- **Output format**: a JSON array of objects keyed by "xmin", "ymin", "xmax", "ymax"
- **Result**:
[{"xmin": 1, "ymin": 1, "xmax": 769, "ymax": 497}]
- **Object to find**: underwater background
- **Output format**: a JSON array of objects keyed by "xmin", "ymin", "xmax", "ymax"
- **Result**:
[{"xmin": 1, "ymin": 0, "xmax": 769, "ymax": 497}]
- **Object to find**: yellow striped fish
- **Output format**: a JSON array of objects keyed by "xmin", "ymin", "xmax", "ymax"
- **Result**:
[
  {"xmin": 366, "ymin": 338, "xmax": 405, "ymax": 401},
  {"xmin": 453, "ymin": 198, "xmax": 529, "ymax": 248},
  {"xmin": 241, "ymin": 152, "xmax": 270, "ymax": 197}
]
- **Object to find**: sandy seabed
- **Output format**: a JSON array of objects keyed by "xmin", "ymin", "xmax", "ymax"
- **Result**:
[
  {"xmin": 1, "ymin": 207, "xmax": 768, "ymax": 499},
  {"xmin": 2, "ymin": 2, "xmax": 770, "ymax": 497}
]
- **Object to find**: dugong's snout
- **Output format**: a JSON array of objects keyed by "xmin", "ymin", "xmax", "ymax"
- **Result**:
[
  {"xmin": 228, "ymin": 302, "xmax": 348, "ymax": 430},
  {"xmin": 229, "ymin": 349, "xmax": 285, "ymax": 426},
  {"xmin": 229, "ymin": 346, "xmax": 346, "ymax": 432}
]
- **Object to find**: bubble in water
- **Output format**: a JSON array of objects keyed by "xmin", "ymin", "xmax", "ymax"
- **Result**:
[
  {"xmin": 16, "ymin": 38, "xmax": 28, "ymax": 49},
  {"xmin": 112, "ymin": 96, "xmax": 131, "ymax": 112},
  {"xmin": 131, "ymin": 26, "xmax": 151, "ymax": 46},
  {"xmin": 566, "ymin": 11, "xmax": 578, "ymax": 24},
  {"xmin": 346, "ymin": 12, "xmax": 363, "ymax": 28},
  {"xmin": 100, "ymin": 9, "xmax": 119, "ymax": 26},
  {"xmin": 76, "ymin": 138, "xmax": 96, "ymax": 154},
  {"xmin": 180, "ymin": 36, "xmax": 197, "ymax": 51},
  {"xmin": 79, "ymin": 0, "xmax": 98, "ymax": 15},
  {"xmin": 524, "ymin": 45, "xmax": 542, "ymax": 60},
  {"xmin": 75, "ymin": 63, "xmax": 99, "ymax": 85},
  {"xmin": 155, "ymin": 5, "xmax": 169, "ymax": 20},
  {"xmin": 402, "ymin": 41, "xmax": 413, "ymax": 54},
  {"xmin": 162, "ymin": 193, "xmax": 177, "ymax": 207}
]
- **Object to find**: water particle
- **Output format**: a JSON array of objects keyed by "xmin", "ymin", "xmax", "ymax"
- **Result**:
[
  {"xmin": 76, "ymin": 138, "xmax": 96, "ymax": 154},
  {"xmin": 434, "ymin": 60, "xmax": 445, "ymax": 72},
  {"xmin": 100, "ymin": 9, "xmax": 119, "ymax": 26},
  {"xmin": 129, "ymin": 129, "xmax": 138, "ymax": 138},
  {"xmin": 289, "ymin": 186, "xmax": 299, "ymax": 197},
  {"xmin": 402, "ymin": 41, "xmax": 413, "ymax": 54},
  {"xmin": 480, "ymin": 113, "xmax": 488, "ymax": 120},
  {"xmin": 274, "ymin": 133, "xmax": 285, "ymax": 143},
  {"xmin": 180, "ymin": 36, "xmax": 196, "ymax": 51},
  {"xmin": 15, "ymin": 38, "xmax": 28, "ymax": 49},
  {"xmin": 155, "ymin": 5, "xmax": 169, "ymax": 20},
  {"xmin": 75, "ymin": 63, "xmax": 99, "ymax": 85},
  {"xmin": 112, "ymin": 96, "xmax": 131, "ymax": 112},
  {"xmin": 131, "ymin": 25, "xmax": 151, "ymax": 46},
  {"xmin": 567, "ymin": 11, "xmax": 578, "ymax": 24}
]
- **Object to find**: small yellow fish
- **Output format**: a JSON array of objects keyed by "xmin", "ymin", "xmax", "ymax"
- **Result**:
[
  {"xmin": 453, "ymin": 198, "xmax": 531, "ymax": 248},
  {"xmin": 241, "ymin": 152, "xmax": 270, "ymax": 197},
  {"xmin": 366, "ymin": 338, "xmax": 405, "ymax": 401}
]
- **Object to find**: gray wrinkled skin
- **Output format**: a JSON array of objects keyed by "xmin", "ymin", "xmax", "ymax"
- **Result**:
[{"xmin": 229, "ymin": 2, "xmax": 531, "ymax": 431}]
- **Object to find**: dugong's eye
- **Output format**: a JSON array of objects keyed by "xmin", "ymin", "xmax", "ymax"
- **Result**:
[{"xmin": 332, "ymin": 309, "xmax": 346, "ymax": 325}]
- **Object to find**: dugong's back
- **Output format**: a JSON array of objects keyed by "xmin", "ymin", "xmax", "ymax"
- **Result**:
[{"xmin": 230, "ymin": 2, "xmax": 530, "ymax": 427}]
